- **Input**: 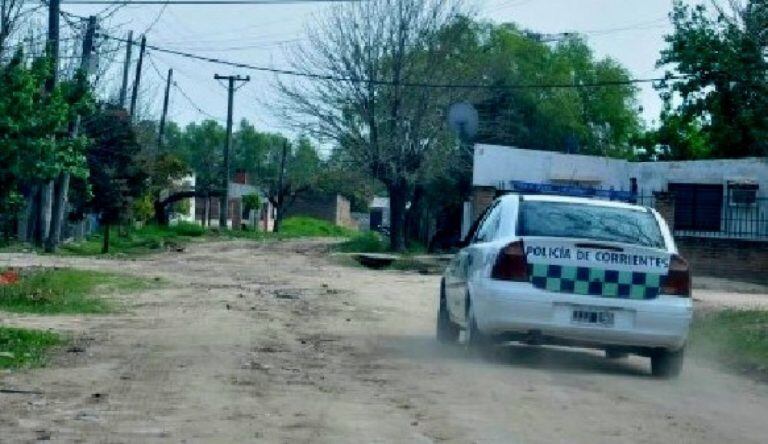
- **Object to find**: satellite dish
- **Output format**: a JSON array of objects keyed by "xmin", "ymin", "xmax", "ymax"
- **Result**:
[{"xmin": 447, "ymin": 102, "xmax": 479, "ymax": 142}]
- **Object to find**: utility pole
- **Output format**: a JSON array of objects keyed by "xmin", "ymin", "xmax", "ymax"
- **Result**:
[
  {"xmin": 157, "ymin": 68, "xmax": 173, "ymax": 151},
  {"xmin": 275, "ymin": 139, "xmax": 288, "ymax": 232},
  {"xmin": 46, "ymin": 15, "xmax": 97, "ymax": 253},
  {"xmin": 118, "ymin": 30, "xmax": 133, "ymax": 109},
  {"xmin": 45, "ymin": 0, "xmax": 60, "ymax": 91},
  {"xmin": 33, "ymin": 0, "xmax": 61, "ymax": 246},
  {"xmin": 213, "ymin": 74, "xmax": 250, "ymax": 229},
  {"xmin": 1, "ymin": 0, "xmax": 7, "ymax": 53},
  {"xmin": 129, "ymin": 34, "xmax": 146, "ymax": 120}
]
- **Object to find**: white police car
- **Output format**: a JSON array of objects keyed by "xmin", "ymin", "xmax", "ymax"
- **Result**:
[{"xmin": 438, "ymin": 194, "xmax": 693, "ymax": 378}]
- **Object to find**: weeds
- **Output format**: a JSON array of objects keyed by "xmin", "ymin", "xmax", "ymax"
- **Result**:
[
  {"xmin": 0, "ymin": 327, "xmax": 62, "ymax": 369},
  {"xmin": 0, "ymin": 268, "xmax": 151, "ymax": 314},
  {"xmin": 691, "ymin": 309, "xmax": 768, "ymax": 376}
]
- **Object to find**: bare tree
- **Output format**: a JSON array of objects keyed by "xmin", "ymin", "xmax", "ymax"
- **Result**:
[
  {"xmin": 0, "ymin": 0, "xmax": 29, "ymax": 57},
  {"xmin": 279, "ymin": 0, "xmax": 473, "ymax": 251}
]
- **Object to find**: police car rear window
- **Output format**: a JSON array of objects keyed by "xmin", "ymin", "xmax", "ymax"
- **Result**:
[{"xmin": 519, "ymin": 201, "xmax": 666, "ymax": 249}]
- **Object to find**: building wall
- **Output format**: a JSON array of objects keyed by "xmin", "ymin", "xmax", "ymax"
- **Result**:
[
  {"xmin": 370, "ymin": 197, "xmax": 391, "ymax": 229},
  {"xmin": 633, "ymin": 158, "xmax": 768, "ymax": 193},
  {"xmin": 471, "ymin": 145, "xmax": 768, "ymax": 237},
  {"xmin": 351, "ymin": 212, "xmax": 370, "ymax": 231},
  {"xmin": 677, "ymin": 237, "xmax": 768, "ymax": 284},
  {"xmin": 473, "ymin": 144, "xmax": 632, "ymax": 191},
  {"xmin": 284, "ymin": 194, "xmax": 354, "ymax": 228},
  {"xmin": 335, "ymin": 195, "xmax": 356, "ymax": 229},
  {"xmin": 473, "ymin": 144, "xmax": 768, "ymax": 196}
]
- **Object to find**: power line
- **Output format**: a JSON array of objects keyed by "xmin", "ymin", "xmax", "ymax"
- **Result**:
[
  {"xmin": 98, "ymin": 32, "xmax": 687, "ymax": 90},
  {"xmin": 147, "ymin": 53, "xmax": 223, "ymax": 120},
  {"xmin": 61, "ymin": 0, "xmax": 365, "ymax": 4}
]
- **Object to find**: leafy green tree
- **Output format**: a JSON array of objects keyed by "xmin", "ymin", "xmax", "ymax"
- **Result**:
[
  {"xmin": 458, "ymin": 23, "xmax": 641, "ymax": 156},
  {"xmin": 257, "ymin": 136, "xmax": 323, "ymax": 232},
  {"xmin": 0, "ymin": 52, "xmax": 91, "ymax": 242},
  {"xmin": 656, "ymin": 0, "xmax": 768, "ymax": 158},
  {"xmin": 81, "ymin": 107, "xmax": 147, "ymax": 253},
  {"xmin": 177, "ymin": 120, "xmax": 225, "ymax": 195}
]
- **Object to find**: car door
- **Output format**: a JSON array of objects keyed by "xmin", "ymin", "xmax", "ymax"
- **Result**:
[{"xmin": 447, "ymin": 201, "xmax": 502, "ymax": 325}]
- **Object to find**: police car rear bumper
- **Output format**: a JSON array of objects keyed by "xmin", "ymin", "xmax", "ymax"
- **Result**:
[{"xmin": 471, "ymin": 278, "xmax": 693, "ymax": 350}]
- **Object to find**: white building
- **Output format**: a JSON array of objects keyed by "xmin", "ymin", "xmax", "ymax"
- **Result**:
[{"xmin": 469, "ymin": 144, "xmax": 768, "ymax": 240}]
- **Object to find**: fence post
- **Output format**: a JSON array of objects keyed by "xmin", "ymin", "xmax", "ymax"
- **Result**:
[{"xmin": 654, "ymin": 191, "xmax": 676, "ymax": 231}]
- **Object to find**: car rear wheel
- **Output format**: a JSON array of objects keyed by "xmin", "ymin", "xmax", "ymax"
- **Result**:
[
  {"xmin": 466, "ymin": 300, "xmax": 492, "ymax": 350},
  {"xmin": 436, "ymin": 284, "xmax": 459, "ymax": 344},
  {"xmin": 651, "ymin": 348, "xmax": 685, "ymax": 378}
]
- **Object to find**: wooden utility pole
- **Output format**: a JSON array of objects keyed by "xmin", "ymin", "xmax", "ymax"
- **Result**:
[
  {"xmin": 45, "ymin": 0, "xmax": 60, "ymax": 90},
  {"xmin": 118, "ymin": 30, "xmax": 133, "ymax": 108},
  {"xmin": 33, "ymin": 0, "xmax": 61, "ymax": 246},
  {"xmin": 275, "ymin": 139, "xmax": 289, "ymax": 233},
  {"xmin": 1, "ymin": 0, "xmax": 7, "ymax": 53},
  {"xmin": 129, "ymin": 34, "xmax": 146, "ymax": 120},
  {"xmin": 157, "ymin": 68, "xmax": 173, "ymax": 151},
  {"xmin": 213, "ymin": 74, "xmax": 250, "ymax": 229},
  {"xmin": 46, "ymin": 15, "xmax": 97, "ymax": 253}
]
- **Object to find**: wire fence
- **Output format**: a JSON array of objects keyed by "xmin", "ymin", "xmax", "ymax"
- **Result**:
[{"xmin": 636, "ymin": 194, "xmax": 768, "ymax": 241}]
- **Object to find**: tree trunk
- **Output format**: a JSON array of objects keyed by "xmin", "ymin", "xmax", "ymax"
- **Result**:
[
  {"xmin": 35, "ymin": 180, "xmax": 54, "ymax": 247},
  {"xmin": 207, "ymin": 197, "xmax": 213, "ymax": 227},
  {"xmin": 273, "ymin": 204, "xmax": 283, "ymax": 233},
  {"xmin": 154, "ymin": 200, "xmax": 169, "ymax": 226},
  {"xmin": 18, "ymin": 186, "xmax": 37, "ymax": 243},
  {"xmin": 202, "ymin": 197, "xmax": 209, "ymax": 227},
  {"xmin": 388, "ymin": 181, "xmax": 408, "ymax": 253},
  {"xmin": 405, "ymin": 184, "xmax": 424, "ymax": 247},
  {"xmin": 45, "ymin": 172, "xmax": 70, "ymax": 253},
  {"xmin": 101, "ymin": 223, "xmax": 110, "ymax": 254}
]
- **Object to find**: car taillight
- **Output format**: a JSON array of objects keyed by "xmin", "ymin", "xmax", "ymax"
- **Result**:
[
  {"xmin": 662, "ymin": 254, "xmax": 691, "ymax": 297},
  {"xmin": 491, "ymin": 241, "xmax": 529, "ymax": 282}
]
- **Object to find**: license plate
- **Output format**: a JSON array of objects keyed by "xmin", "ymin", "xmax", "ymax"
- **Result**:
[{"xmin": 572, "ymin": 308, "xmax": 615, "ymax": 327}]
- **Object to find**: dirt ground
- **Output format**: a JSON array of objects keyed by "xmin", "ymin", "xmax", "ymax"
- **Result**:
[{"xmin": 2, "ymin": 240, "xmax": 768, "ymax": 443}]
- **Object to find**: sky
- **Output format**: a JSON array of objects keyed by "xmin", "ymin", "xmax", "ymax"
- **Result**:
[{"xmin": 59, "ymin": 0, "xmax": 680, "ymax": 134}]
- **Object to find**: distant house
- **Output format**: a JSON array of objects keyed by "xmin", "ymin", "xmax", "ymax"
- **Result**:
[
  {"xmin": 369, "ymin": 197, "xmax": 391, "ymax": 232},
  {"xmin": 195, "ymin": 171, "xmax": 275, "ymax": 231},
  {"xmin": 284, "ymin": 193, "xmax": 356, "ymax": 230},
  {"xmin": 166, "ymin": 175, "xmax": 196, "ymax": 224},
  {"xmin": 469, "ymin": 144, "xmax": 768, "ymax": 241},
  {"xmin": 467, "ymin": 144, "xmax": 768, "ymax": 283}
]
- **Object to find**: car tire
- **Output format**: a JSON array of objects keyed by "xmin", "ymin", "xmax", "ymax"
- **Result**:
[
  {"xmin": 465, "ymin": 299, "xmax": 492, "ymax": 350},
  {"xmin": 436, "ymin": 284, "xmax": 459, "ymax": 344},
  {"xmin": 651, "ymin": 348, "xmax": 684, "ymax": 378}
]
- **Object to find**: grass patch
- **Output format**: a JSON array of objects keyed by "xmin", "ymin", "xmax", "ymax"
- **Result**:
[
  {"xmin": 60, "ymin": 222, "xmax": 205, "ymax": 256},
  {"xmin": 691, "ymin": 309, "xmax": 768, "ymax": 376},
  {"xmin": 0, "ymin": 327, "xmax": 62, "ymax": 369},
  {"xmin": 60, "ymin": 218, "xmax": 351, "ymax": 256},
  {"xmin": 278, "ymin": 217, "xmax": 353, "ymax": 238},
  {"xmin": 0, "ymin": 268, "xmax": 151, "ymax": 314},
  {"xmin": 335, "ymin": 231, "xmax": 428, "ymax": 254},
  {"xmin": 336, "ymin": 231, "xmax": 388, "ymax": 253}
]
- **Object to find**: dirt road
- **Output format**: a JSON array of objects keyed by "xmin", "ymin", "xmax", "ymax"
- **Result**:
[{"xmin": 2, "ymin": 240, "xmax": 768, "ymax": 443}]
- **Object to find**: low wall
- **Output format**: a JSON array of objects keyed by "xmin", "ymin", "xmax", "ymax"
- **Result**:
[{"xmin": 677, "ymin": 237, "xmax": 768, "ymax": 284}]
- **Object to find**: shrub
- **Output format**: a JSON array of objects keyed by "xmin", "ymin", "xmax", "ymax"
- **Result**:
[
  {"xmin": 279, "ymin": 217, "xmax": 353, "ymax": 238},
  {"xmin": 336, "ymin": 231, "xmax": 387, "ymax": 253},
  {"xmin": 171, "ymin": 222, "xmax": 206, "ymax": 237}
]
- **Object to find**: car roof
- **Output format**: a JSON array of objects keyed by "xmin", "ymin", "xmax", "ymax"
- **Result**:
[{"xmin": 499, "ymin": 193, "xmax": 649, "ymax": 211}]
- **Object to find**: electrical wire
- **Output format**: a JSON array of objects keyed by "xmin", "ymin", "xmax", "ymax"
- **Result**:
[
  {"xmin": 62, "ymin": 0, "xmax": 367, "ymax": 4},
  {"xmin": 146, "ymin": 52, "xmax": 224, "ymax": 120},
  {"xmin": 98, "ymin": 32, "xmax": 687, "ymax": 90}
]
